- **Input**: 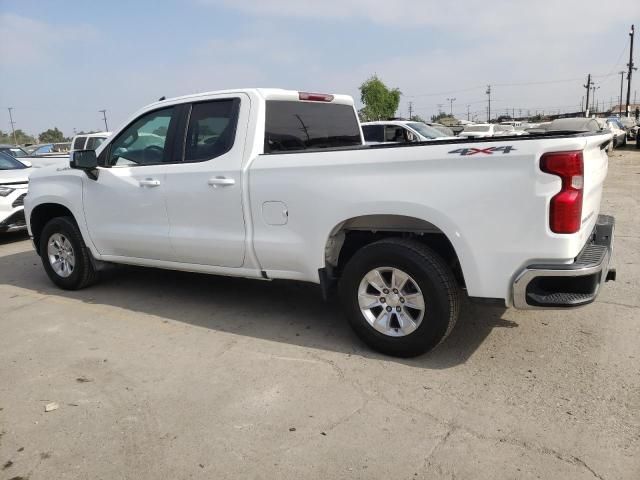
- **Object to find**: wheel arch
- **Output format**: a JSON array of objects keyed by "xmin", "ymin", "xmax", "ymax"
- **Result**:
[
  {"xmin": 30, "ymin": 203, "xmax": 77, "ymax": 255},
  {"xmin": 323, "ymin": 214, "xmax": 466, "ymax": 287}
]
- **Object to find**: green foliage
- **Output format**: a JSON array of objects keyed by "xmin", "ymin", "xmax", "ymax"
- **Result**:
[
  {"xmin": 359, "ymin": 75, "xmax": 401, "ymax": 121},
  {"xmin": 430, "ymin": 112, "xmax": 455, "ymax": 123},
  {"xmin": 409, "ymin": 114, "xmax": 426, "ymax": 123},
  {"xmin": 0, "ymin": 129, "xmax": 36, "ymax": 145},
  {"xmin": 38, "ymin": 127, "xmax": 67, "ymax": 143}
]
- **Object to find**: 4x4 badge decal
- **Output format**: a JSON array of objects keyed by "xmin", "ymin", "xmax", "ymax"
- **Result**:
[{"xmin": 448, "ymin": 146, "xmax": 516, "ymax": 156}]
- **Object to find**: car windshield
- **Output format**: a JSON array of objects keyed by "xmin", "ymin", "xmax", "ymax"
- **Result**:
[
  {"xmin": 406, "ymin": 122, "xmax": 446, "ymax": 139},
  {"xmin": 0, "ymin": 147, "xmax": 28, "ymax": 157},
  {"xmin": 0, "ymin": 151, "xmax": 27, "ymax": 170},
  {"xmin": 464, "ymin": 125, "xmax": 491, "ymax": 132}
]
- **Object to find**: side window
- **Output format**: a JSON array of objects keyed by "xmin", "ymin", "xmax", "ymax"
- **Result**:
[
  {"xmin": 184, "ymin": 99, "xmax": 238, "ymax": 162},
  {"xmin": 72, "ymin": 136, "xmax": 86, "ymax": 150},
  {"xmin": 362, "ymin": 125, "xmax": 384, "ymax": 143},
  {"xmin": 384, "ymin": 126, "xmax": 406, "ymax": 143},
  {"xmin": 109, "ymin": 107, "xmax": 174, "ymax": 166}
]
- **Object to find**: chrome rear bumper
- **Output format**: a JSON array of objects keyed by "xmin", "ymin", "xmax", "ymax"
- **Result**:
[{"xmin": 512, "ymin": 215, "xmax": 615, "ymax": 309}]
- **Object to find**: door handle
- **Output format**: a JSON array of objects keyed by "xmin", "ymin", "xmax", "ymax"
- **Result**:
[
  {"xmin": 208, "ymin": 176, "xmax": 235, "ymax": 188},
  {"xmin": 139, "ymin": 178, "xmax": 161, "ymax": 187}
]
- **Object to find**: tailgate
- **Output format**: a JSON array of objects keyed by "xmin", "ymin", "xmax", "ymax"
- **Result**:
[{"xmin": 580, "ymin": 135, "xmax": 609, "ymax": 240}]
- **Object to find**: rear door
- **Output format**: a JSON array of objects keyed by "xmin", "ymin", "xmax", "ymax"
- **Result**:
[{"xmin": 161, "ymin": 95, "xmax": 248, "ymax": 267}]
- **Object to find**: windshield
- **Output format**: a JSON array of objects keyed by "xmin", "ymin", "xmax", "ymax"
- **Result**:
[
  {"xmin": 464, "ymin": 125, "xmax": 491, "ymax": 132},
  {"xmin": 0, "ymin": 147, "xmax": 28, "ymax": 157},
  {"xmin": 0, "ymin": 151, "xmax": 27, "ymax": 170},
  {"xmin": 406, "ymin": 122, "xmax": 446, "ymax": 139}
]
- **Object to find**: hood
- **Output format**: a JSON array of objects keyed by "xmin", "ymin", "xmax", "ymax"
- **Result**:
[{"xmin": 0, "ymin": 168, "xmax": 32, "ymax": 185}]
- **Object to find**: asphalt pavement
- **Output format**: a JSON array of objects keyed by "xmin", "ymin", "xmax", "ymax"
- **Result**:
[{"xmin": 1, "ymin": 146, "xmax": 638, "ymax": 480}]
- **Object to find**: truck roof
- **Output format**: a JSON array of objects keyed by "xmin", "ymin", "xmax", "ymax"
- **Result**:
[
  {"xmin": 149, "ymin": 88, "xmax": 355, "ymax": 108},
  {"xmin": 361, "ymin": 120, "xmax": 420, "ymax": 126}
]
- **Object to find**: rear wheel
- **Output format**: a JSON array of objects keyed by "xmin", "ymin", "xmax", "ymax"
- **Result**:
[
  {"xmin": 40, "ymin": 216, "xmax": 98, "ymax": 290},
  {"xmin": 339, "ymin": 238, "xmax": 460, "ymax": 357}
]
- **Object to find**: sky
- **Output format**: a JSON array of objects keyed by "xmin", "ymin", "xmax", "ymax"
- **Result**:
[{"xmin": 1, "ymin": 0, "xmax": 639, "ymax": 136}]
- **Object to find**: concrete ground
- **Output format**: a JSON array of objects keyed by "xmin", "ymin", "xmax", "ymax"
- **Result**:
[{"xmin": 1, "ymin": 147, "xmax": 639, "ymax": 480}]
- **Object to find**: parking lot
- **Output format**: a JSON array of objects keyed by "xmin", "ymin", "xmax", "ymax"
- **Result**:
[{"xmin": 0, "ymin": 147, "xmax": 637, "ymax": 479}]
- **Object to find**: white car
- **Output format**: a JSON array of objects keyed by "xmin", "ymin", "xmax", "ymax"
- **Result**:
[
  {"xmin": 361, "ymin": 120, "xmax": 455, "ymax": 144},
  {"xmin": 605, "ymin": 119, "xmax": 627, "ymax": 147},
  {"xmin": 0, "ymin": 151, "xmax": 32, "ymax": 233},
  {"xmin": 24, "ymin": 88, "xmax": 615, "ymax": 357},
  {"xmin": 459, "ymin": 123, "xmax": 497, "ymax": 138},
  {"xmin": 71, "ymin": 132, "xmax": 112, "ymax": 151}
]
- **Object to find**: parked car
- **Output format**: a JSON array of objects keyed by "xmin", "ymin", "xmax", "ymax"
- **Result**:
[
  {"xmin": 605, "ymin": 118, "xmax": 627, "ymax": 147},
  {"xmin": 361, "ymin": 121, "xmax": 454, "ymax": 144},
  {"xmin": 426, "ymin": 123, "xmax": 455, "ymax": 137},
  {"xmin": 543, "ymin": 118, "xmax": 613, "ymax": 152},
  {"xmin": 614, "ymin": 117, "xmax": 637, "ymax": 140},
  {"xmin": 24, "ymin": 88, "xmax": 615, "ymax": 357},
  {"xmin": 27, "ymin": 143, "xmax": 70, "ymax": 156},
  {"xmin": 459, "ymin": 124, "xmax": 497, "ymax": 138},
  {"xmin": 546, "ymin": 118, "xmax": 604, "ymax": 133},
  {"xmin": 71, "ymin": 132, "xmax": 112, "ymax": 151},
  {"xmin": 0, "ymin": 151, "xmax": 32, "ymax": 233},
  {"xmin": 0, "ymin": 144, "xmax": 30, "ymax": 158}
]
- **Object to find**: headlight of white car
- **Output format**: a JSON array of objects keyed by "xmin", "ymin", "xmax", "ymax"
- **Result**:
[{"xmin": 0, "ymin": 186, "xmax": 15, "ymax": 197}]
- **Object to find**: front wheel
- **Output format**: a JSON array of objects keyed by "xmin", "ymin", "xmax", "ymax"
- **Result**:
[
  {"xmin": 40, "ymin": 216, "xmax": 98, "ymax": 290},
  {"xmin": 339, "ymin": 238, "xmax": 460, "ymax": 357}
]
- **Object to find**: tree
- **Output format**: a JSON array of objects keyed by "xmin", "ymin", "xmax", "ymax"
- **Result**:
[
  {"xmin": 0, "ymin": 129, "xmax": 36, "ymax": 145},
  {"xmin": 359, "ymin": 75, "xmax": 401, "ymax": 121},
  {"xmin": 409, "ymin": 114, "xmax": 427, "ymax": 123},
  {"xmin": 38, "ymin": 127, "xmax": 66, "ymax": 143},
  {"xmin": 430, "ymin": 112, "xmax": 455, "ymax": 123}
]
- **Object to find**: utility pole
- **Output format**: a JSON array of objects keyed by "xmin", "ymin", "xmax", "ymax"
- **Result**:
[
  {"xmin": 591, "ymin": 85, "xmax": 600, "ymax": 113},
  {"xmin": 446, "ymin": 97, "xmax": 456, "ymax": 116},
  {"xmin": 625, "ymin": 25, "xmax": 636, "ymax": 117},
  {"xmin": 583, "ymin": 74, "xmax": 593, "ymax": 116},
  {"xmin": 99, "ymin": 109, "xmax": 109, "ymax": 131},
  {"xmin": 466, "ymin": 105, "xmax": 471, "ymax": 121},
  {"xmin": 408, "ymin": 102, "xmax": 413, "ymax": 120},
  {"xmin": 7, "ymin": 108, "xmax": 17, "ymax": 145},
  {"xmin": 617, "ymin": 71, "xmax": 625, "ymax": 116},
  {"xmin": 486, "ymin": 85, "xmax": 491, "ymax": 122}
]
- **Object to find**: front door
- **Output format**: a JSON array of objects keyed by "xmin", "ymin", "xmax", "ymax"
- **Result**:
[
  {"xmin": 83, "ymin": 107, "xmax": 176, "ymax": 260},
  {"xmin": 161, "ymin": 96, "xmax": 247, "ymax": 267}
]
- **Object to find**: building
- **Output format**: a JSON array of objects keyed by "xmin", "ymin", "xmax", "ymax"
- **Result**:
[{"xmin": 610, "ymin": 104, "xmax": 640, "ymax": 117}]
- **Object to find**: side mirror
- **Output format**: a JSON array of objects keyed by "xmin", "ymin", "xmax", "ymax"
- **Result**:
[{"xmin": 70, "ymin": 150, "xmax": 98, "ymax": 179}]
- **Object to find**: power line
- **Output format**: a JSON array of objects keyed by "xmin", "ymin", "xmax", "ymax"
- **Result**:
[{"xmin": 405, "ymin": 72, "xmax": 621, "ymax": 99}]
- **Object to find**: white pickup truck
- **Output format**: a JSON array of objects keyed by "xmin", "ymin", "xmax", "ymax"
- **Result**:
[{"xmin": 24, "ymin": 89, "xmax": 616, "ymax": 357}]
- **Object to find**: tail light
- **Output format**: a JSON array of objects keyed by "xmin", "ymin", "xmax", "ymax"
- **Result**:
[
  {"xmin": 298, "ymin": 92, "xmax": 334, "ymax": 102},
  {"xmin": 540, "ymin": 151, "xmax": 583, "ymax": 234}
]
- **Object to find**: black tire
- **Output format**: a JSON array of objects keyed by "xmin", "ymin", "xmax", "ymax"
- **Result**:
[
  {"xmin": 39, "ymin": 216, "xmax": 98, "ymax": 290},
  {"xmin": 339, "ymin": 238, "xmax": 460, "ymax": 357}
]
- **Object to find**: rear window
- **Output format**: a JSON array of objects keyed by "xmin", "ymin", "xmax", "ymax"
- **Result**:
[
  {"xmin": 86, "ymin": 137, "xmax": 106, "ymax": 150},
  {"xmin": 264, "ymin": 101, "xmax": 362, "ymax": 153},
  {"xmin": 73, "ymin": 136, "xmax": 86, "ymax": 150}
]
